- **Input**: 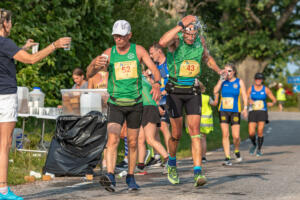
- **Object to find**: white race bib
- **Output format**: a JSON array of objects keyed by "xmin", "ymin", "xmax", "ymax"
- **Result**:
[
  {"xmin": 179, "ymin": 60, "xmax": 200, "ymax": 77},
  {"xmin": 114, "ymin": 60, "xmax": 138, "ymax": 80}
]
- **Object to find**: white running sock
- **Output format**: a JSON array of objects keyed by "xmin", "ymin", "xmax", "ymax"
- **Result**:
[
  {"xmin": 0, "ymin": 186, "xmax": 8, "ymax": 195},
  {"xmin": 123, "ymin": 158, "xmax": 128, "ymax": 163}
]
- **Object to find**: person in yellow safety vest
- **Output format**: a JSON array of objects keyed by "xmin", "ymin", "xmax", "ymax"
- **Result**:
[
  {"xmin": 186, "ymin": 80, "xmax": 219, "ymax": 163},
  {"xmin": 276, "ymin": 83, "xmax": 286, "ymax": 112}
]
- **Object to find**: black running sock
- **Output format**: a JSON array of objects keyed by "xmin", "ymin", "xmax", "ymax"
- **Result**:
[
  {"xmin": 257, "ymin": 136, "xmax": 264, "ymax": 150},
  {"xmin": 137, "ymin": 163, "xmax": 145, "ymax": 170},
  {"xmin": 249, "ymin": 135, "xmax": 256, "ymax": 146}
]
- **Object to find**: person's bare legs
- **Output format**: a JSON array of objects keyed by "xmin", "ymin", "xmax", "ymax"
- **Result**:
[
  {"xmin": 257, "ymin": 121, "xmax": 265, "ymax": 154},
  {"xmin": 168, "ymin": 117, "xmax": 182, "ymax": 157},
  {"xmin": 248, "ymin": 122, "xmax": 257, "ymax": 154},
  {"xmin": 106, "ymin": 123, "xmax": 122, "ymax": 174},
  {"xmin": 127, "ymin": 128, "xmax": 139, "ymax": 175},
  {"xmin": 137, "ymin": 127, "xmax": 146, "ymax": 164},
  {"xmin": 220, "ymin": 123, "xmax": 230, "ymax": 158},
  {"xmin": 144, "ymin": 123, "xmax": 168, "ymax": 159},
  {"xmin": 231, "ymin": 125, "xmax": 240, "ymax": 152},
  {"xmin": 186, "ymin": 115, "xmax": 202, "ymax": 167},
  {"xmin": 160, "ymin": 121, "xmax": 171, "ymax": 153},
  {"xmin": 278, "ymin": 103, "xmax": 283, "ymax": 112},
  {"xmin": 0, "ymin": 122, "xmax": 16, "ymax": 188},
  {"xmin": 200, "ymin": 134, "xmax": 207, "ymax": 158}
]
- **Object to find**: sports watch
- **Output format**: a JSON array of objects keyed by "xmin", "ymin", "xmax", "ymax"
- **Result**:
[
  {"xmin": 154, "ymin": 80, "xmax": 161, "ymax": 86},
  {"xmin": 177, "ymin": 21, "xmax": 185, "ymax": 29}
]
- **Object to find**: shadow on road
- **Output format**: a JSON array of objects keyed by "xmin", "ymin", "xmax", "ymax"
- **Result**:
[{"xmin": 208, "ymin": 172, "xmax": 269, "ymax": 187}]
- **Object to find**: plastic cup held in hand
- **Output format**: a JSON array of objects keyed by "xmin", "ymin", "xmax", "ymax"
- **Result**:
[
  {"xmin": 32, "ymin": 43, "xmax": 39, "ymax": 54},
  {"xmin": 64, "ymin": 37, "xmax": 71, "ymax": 50}
]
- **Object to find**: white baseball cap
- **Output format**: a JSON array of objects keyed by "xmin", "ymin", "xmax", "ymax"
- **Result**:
[{"xmin": 112, "ymin": 20, "xmax": 131, "ymax": 36}]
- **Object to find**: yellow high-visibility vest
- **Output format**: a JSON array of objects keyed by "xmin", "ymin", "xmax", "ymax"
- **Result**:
[
  {"xmin": 276, "ymin": 88, "xmax": 286, "ymax": 101},
  {"xmin": 200, "ymin": 94, "xmax": 213, "ymax": 134}
]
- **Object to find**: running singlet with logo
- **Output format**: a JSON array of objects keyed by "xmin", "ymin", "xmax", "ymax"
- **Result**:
[
  {"xmin": 107, "ymin": 43, "xmax": 142, "ymax": 105},
  {"xmin": 142, "ymin": 76, "xmax": 157, "ymax": 106},
  {"xmin": 250, "ymin": 85, "xmax": 267, "ymax": 111},
  {"xmin": 219, "ymin": 78, "xmax": 241, "ymax": 112},
  {"xmin": 166, "ymin": 32, "xmax": 203, "ymax": 86}
]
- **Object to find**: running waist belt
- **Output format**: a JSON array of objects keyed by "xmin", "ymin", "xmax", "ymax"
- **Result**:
[
  {"xmin": 165, "ymin": 81, "xmax": 201, "ymax": 95},
  {"xmin": 110, "ymin": 96, "xmax": 142, "ymax": 106}
]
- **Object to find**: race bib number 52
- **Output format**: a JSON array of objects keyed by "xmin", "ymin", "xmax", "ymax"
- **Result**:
[
  {"xmin": 114, "ymin": 60, "xmax": 138, "ymax": 80},
  {"xmin": 179, "ymin": 60, "xmax": 200, "ymax": 77}
]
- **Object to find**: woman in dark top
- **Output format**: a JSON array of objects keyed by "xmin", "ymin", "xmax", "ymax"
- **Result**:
[
  {"xmin": 72, "ymin": 68, "xmax": 88, "ymax": 89},
  {"xmin": 0, "ymin": 8, "xmax": 70, "ymax": 199}
]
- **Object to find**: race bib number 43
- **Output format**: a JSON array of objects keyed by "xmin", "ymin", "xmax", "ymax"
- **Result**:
[
  {"xmin": 114, "ymin": 61, "xmax": 138, "ymax": 80},
  {"xmin": 222, "ymin": 97, "xmax": 234, "ymax": 109},
  {"xmin": 179, "ymin": 60, "xmax": 200, "ymax": 77}
]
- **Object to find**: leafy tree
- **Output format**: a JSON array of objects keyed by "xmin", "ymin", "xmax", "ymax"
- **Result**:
[
  {"xmin": 1, "ymin": 0, "xmax": 113, "ymax": 106},
  {"xmin": 188, "ymin": 0, "xmax": 300, "ymax": 89},
  {"xmin": 1, "ymin": 0, "xmax": 173, "ymax": 106}
]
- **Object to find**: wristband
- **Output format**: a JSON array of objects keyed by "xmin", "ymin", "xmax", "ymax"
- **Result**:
[
  {"xmin": 244, "ymin": 106, "xmax": 248, "ymax": 110},
  {"xmin": 154, "ymin": 80, "xmax": 161, "ymax": 86},
  {"xmin": 177, "ymin": 21, "xmax": 185, "ymax": 29},
  {"xmin": 52, "ymin": 42, "xmax": 57, "ymax": 50}
]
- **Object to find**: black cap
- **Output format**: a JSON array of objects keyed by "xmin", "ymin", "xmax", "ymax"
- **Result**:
[{"xmin": 255, "ymin": 73, "xmax": 264, "ymax": 80}]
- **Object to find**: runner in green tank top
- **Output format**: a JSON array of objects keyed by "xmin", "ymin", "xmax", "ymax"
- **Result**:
[
  {"xmin": 86, "ymin": 20, "xmax": 161, "ymax": 192},
  {"xmin": 137, "ymin": 76, "xmax": 169, "ymax": 172},
  {"xmin": 159, "ymin": 15, "xmax": 224, "ymax": 187}
]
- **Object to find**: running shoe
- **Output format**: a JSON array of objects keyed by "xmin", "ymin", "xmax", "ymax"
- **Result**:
[
  {"xmin": 116, "ymin": 160, "xmax": 128, "ymax": 170},
  {"xmin": 256, "ymin": 150, "xmax": 263, "ymax": 157},
  {"xmin": 99, "ymin": 174, "xmax": 116, "ymax": 192},
  {"xmin": 249, "ymin": 145, "xmax": 256, "ymax": 155},
  {"xmin": 222, "ymin": 158, "xmax": 232, "ymax": 166},
  {"xmin": 167, "ymin": 165, "xmax": 180, "ymax": 184},
  {"xmin": 126, "ymin": 175, "xmax": 140, "ymax": 191},
  {"xmin": 0, "ymin": 187, "xmax": 23, "ymax": 200},
  {"xmin": 202, "ymin": 157, "xmax": 207, "ymax": 163},
  {"xmin": 194, "ymin": 173, "xmax": 207, "ymax": 187},
  {"xmin": 146, "ymin": 158, "xmax": 162, "ymax": 168},
  {"xmin": 144, "ymin": 150, "xmax": 151, "ymax": 164},
  {"xmin": 235, "ymin": 151, "xmax": 243, "ymax": 162},
  {"xmin": 135, "ymin": 164, "xmax": 147, "ymax": 175}
]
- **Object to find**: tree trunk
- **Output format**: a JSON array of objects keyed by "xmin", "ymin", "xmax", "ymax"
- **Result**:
[{"xmin": 236, "ymin": 56, "xmax": 270, "ymax": 90}]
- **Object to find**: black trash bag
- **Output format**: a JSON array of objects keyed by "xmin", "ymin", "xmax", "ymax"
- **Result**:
[{"xmin": 43, "ymin": 111, "xmax": 107, "ymax": 176}]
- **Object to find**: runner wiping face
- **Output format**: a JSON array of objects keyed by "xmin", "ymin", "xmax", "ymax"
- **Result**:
[
  {"xmin": 183, "ymin": 24, "xmax": 198, "ymax": 45},
  {"xmin": 225, "ymin": 66, "xmax": 236, "ymax": 81}
]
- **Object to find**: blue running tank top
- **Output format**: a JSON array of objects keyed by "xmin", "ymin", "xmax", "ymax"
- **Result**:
[
  {"xmin": 219, "ymin": 78, "xmax": 241, "ymax": 112},
  {"xmin": 250, "ymin": 85, "xmax": 267, "ymax": 111}
]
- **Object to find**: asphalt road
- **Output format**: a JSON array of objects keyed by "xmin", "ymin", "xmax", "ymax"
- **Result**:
[{"xmin": 13, "ymin": 111, "xmax": 300, "ymax": 200}]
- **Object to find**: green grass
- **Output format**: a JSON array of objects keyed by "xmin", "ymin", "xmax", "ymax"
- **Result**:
[{"xmin": 8, "ymin": 115, "xmax": 249, "ymax": 185}]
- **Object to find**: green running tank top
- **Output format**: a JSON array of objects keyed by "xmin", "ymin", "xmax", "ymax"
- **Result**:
[
  {"xmin": 142, "ymin": 76, "xmax": 157, "ymax": 106},
  {"xmin": 166, "ymin": 32, "xmax": 204, "ymax": 86},
  {"xmin": 107, "ymin": 43, "xmax": 142, "ymax": 105}
]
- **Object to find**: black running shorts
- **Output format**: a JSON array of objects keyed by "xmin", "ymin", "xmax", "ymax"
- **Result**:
[
  {"xmin": 141, "ymin": 105, "xmax": 161, "ymax": 128},
  {"xmin": 107, "ymin": 102, "xmax": 143, "ymax": 129},
  {"xmin": 248, "ymin": 110, "xmax": 269, "ymax": 123},
  {"xmin": 219, "ymin": 111, "xmax": 241, "ymax": 125},
  {"xmin": 166, "ymin": 94, "xmax": 202, "ymax": 118}
]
